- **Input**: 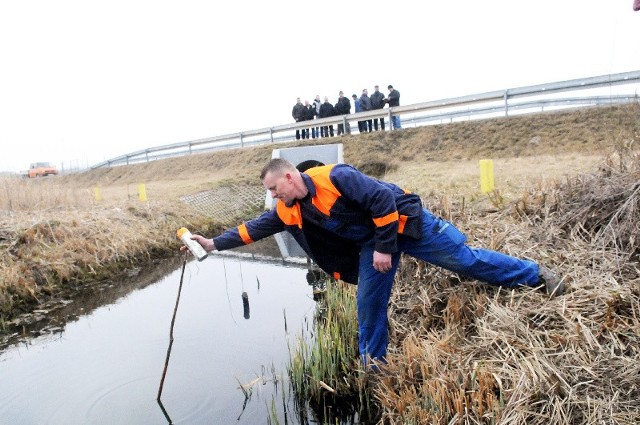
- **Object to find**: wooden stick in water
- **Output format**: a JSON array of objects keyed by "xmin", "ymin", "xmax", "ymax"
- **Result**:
[{"xmin": 157, "ymin": 256, "xmax": 187, "ymax": 401}]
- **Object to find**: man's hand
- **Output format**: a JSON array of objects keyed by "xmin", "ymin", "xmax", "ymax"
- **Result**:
[
  {"xmin": 373, "ymin": 251, "xmax": 392, "ymax": 273},
  {"xmin": 180, "ymin": 234, "xmax": 215, "ymax": 254}
]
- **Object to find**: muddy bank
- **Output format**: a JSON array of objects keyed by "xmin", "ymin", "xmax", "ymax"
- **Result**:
[
  {"xmin": 1, "ymin": 256, "xmax": 184, "ymax": 349},
  {"xmin": 0, "ymin": 202, "xmax": 213, "ymax": 329}
]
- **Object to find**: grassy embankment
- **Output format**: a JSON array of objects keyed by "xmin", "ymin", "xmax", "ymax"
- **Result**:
[{"xmin": 1, "ymin": 103, "xmax": 638, "ymax": 422}]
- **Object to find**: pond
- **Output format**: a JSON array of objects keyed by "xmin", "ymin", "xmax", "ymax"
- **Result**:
[{"xmin": 0, "ymin": 253, "xmax": 320, "ymax": 424}]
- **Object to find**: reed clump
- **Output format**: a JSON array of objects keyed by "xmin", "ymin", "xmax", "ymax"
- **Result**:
[
  {"xmin": 519, "ymin": 141, "xmax": 639, "ymax": 264},
  {"xmin": 288, "ymin": 279, "xmax": 378, "ymax": 422},
  {"xmin": 382, "ymin": 148, "xmax": 640, "ymax": 424},
  {"xmin": 0, "ymin": 177, "xmax": 94, "ymax": 211}
]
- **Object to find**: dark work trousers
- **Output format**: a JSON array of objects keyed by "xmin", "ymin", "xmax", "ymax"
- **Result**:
[
  {"xmin": 357, "ymin": 209, "xmax": 539, "ymax": 365},
  {"xmin": 373, "ymin": 117, "xmax": 385, "ymax": 131},
  {"xmin": 321, "ymin": 126, "xmax": 334, "ymax": 137}
]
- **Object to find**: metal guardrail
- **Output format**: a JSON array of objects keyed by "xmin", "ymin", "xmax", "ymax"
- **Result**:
[{"xmin": 91, "ymin": 71, "xmax": 640, "ymax": 169}]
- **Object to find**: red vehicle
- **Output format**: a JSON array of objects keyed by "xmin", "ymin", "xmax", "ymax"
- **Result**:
[{"xmin": 27, "ymin": 162, "xmax": 59, "ymax": 178}]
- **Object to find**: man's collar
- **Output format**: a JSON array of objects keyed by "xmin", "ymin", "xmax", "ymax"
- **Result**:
[{"xmin": 286, "ymin": 173, "xmax": 316, "ymax": 207}]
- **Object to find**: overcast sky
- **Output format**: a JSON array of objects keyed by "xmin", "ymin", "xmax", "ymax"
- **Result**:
[{"xmin": 1, "ymin": 1, "xmax": 638, "ymax": 173}]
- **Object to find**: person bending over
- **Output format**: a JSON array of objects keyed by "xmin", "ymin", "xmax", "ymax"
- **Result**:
[{"xmin": 185, "ymin": 159, "xmax": 563, "ymax": 367}]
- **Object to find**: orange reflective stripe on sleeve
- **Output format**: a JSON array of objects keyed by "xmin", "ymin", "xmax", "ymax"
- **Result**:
[
  {"xmin": 238, "ymin": 223, "xmax": 254, "ymax": 244},
  {"xmin": 372, "ymin": 211, "xmax": 399, "ymax": 228},
  {"xmin": 398, "ymin": 215, "xmax": 408, "ymax": 234}
]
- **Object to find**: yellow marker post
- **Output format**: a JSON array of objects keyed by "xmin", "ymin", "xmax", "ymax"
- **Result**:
[
  {"xmin": 138, "ymin": 183, "xmax": 147, "ymax": 202},
  {"xmin": 479, "ymin": 159, "xmax": 495, "ymax": 193},
  {"xmin": 93, "ymin": 186, "xmax": 102, "ymax": 202}
]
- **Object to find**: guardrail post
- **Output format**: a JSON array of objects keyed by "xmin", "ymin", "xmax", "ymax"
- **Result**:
[
  {"xmin": 270, "ymin": 128, "xmax": 274, "ymax": 144},
  {"xmin": 504, "ymin": 89, "xmax": 509, "ymax": 117},
  {"xmin": 240, "ymin": 133, "xmax": 244, "ymax": 148}
]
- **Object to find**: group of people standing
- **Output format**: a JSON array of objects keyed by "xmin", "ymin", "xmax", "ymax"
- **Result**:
[{"xmin": 292, "ymin": 85, "xmax": 401, "ymax": 140}]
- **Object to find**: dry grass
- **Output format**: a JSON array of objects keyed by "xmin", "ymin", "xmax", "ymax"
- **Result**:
[
  {"xmin": 372, "ymin": 145, "xmax": 640, "ymax": 424},
  {"xmin": 0, "ymin": 199, "xmax": 206, "ymax": 317},
  {"xmin": 0, "ymin": 177, "xmax": 94, "ymax": 211},
  {"xmin": 384, "ymin": 153, "xmax": 603, "ymax": 206}
]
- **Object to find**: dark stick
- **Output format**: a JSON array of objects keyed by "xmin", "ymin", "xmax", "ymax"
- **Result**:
[
  {"xmin": 157, "ymin": 256, "xmax": 187, "ymax": 401},
  {"xmin": 157, "ymin": 398, "xmax": 173, "ymax": 424}
]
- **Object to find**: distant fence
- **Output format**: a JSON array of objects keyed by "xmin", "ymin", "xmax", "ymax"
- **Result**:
[{"xmin": 91, "ymin": 71, "xmax": 640, "ymax": 169}]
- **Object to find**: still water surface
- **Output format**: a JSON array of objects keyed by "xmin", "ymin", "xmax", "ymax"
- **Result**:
[{"xmin": 0, "ymin": 254, "xmax": 317, "ymax": 424}]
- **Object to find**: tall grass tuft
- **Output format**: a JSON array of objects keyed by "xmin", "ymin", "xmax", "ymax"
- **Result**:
[
  {"xmin": 0, "ymin": 177, "xmax": 93, "ymax": 211},
  {"xmin": 288, "ymin": 279, "xmax": 377, "ymax": 422}
]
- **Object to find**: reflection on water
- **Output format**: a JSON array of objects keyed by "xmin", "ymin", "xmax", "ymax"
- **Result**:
[
  {"xmin": 242, "ymin": 292, "xmax": 250, "ymax": 319},
  {"xmin": 0, "ymin": 253, "xmax": 317, "ymax": 424},
  {"xmin": 157, "ymin": 258, "xmax": 188, "ymax": 403},
  {"xmin": 0, "ymin": 256, "xmax": 186, "ymax": 349}
]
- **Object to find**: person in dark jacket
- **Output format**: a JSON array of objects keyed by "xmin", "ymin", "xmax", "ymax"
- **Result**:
[
  {"xmin": 359, "ymin": 89, "xmax": 373, "ymax": 133},
  {"xmin": 302, "ymin": 100, "xmax": 316, "ymax": 140},
  {"xmin": 370, "ymin": 85, "xmax": 386, "ymax": 131},
  {"xmin": 334, "ymin": 91, "xmax": 351, "ymax": 135},
  {"xmin": 312, "ymin": 95, "xmax": 322, "ymax": 139},
  {"xmin": 385, "ymin": 85, "xmax": 401, "ymax": 130},
  {"xmin": 352, "ymin": 94, "xmax": 364, "ymax": 133},
  {"xmin": 318, "ymin": 96, "xmax": 335, "ymax": 137},
  {"xmin": 291, "ymin": 97, "xmax": 306, "ymax": 140},
  {"xmin": 185, "ymin": 159, "xmax": 564, "ymax": 368}
]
